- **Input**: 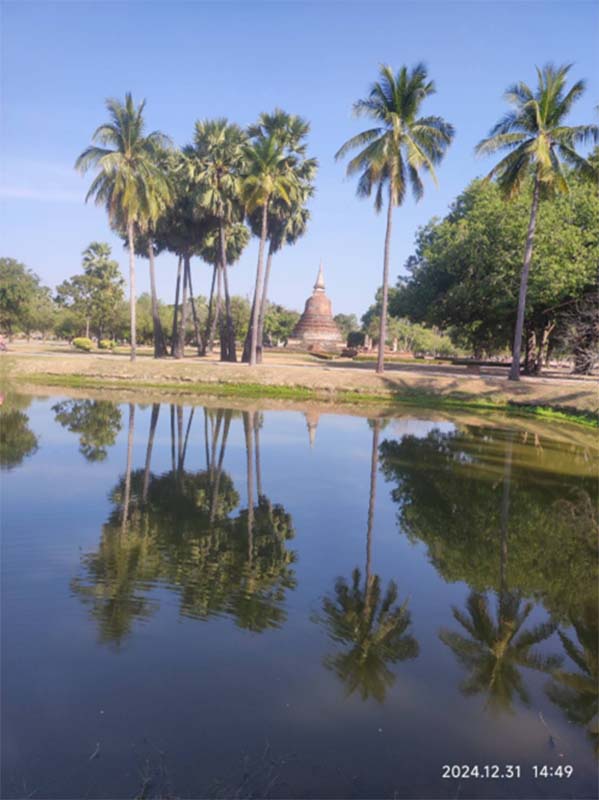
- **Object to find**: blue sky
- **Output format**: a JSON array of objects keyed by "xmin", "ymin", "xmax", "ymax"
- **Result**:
[{"xmin": 1, "ymin": 0, "xmax": 597, "ymax": 317}]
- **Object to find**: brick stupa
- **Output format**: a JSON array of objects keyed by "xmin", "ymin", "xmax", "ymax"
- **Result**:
[{"xmin": 290, "ymin": 263, "xmax": 343, "ymax": 351}]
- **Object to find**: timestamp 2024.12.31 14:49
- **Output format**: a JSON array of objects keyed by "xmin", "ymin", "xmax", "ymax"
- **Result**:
[{"xmin": 441, "ymin": 765, "xmax": 574, "ymax": 780}]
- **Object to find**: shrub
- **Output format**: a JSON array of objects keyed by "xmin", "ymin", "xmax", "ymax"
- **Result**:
[
  {"xmin": 98, "ymin": 339, "xmax": 116, "ymax": 350},
  {"xmin": 72, "ymin": 337, "xmax": 94, "ymax": 352}
]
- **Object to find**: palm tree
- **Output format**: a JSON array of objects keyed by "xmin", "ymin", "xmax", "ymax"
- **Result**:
[
  {"xmin": 242, "ymin": 134, "xmax": 298, "ymax": 366},
  {"xmin": 242, "ymin": 111, "xmax": 317, "ymax": 363},
  {"xmin": 186, "ymin": 119, "xmax": 247, "ymax": 362},
  {"xmin": 76, "ymin": 93, "xmax": 171, "ymax": 362},
  {"xmin": 440, "ymin": 592, "xmax": 560, "ymax": 714},
  {"xmin": 476, "ymin": 64, "xmax": 598, "ymax": 380},
  {"xmin": 336, "ymin": 64, "xmax": 454, "ymax": 374},
  {"xmin": 198, "ymin": 222, "xmax": 250, "ymax": 354}
]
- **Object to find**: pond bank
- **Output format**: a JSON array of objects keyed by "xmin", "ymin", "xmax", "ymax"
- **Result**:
[{"xmin": 4, "ymin": 350, "xmax": 596, "ymax": 427}]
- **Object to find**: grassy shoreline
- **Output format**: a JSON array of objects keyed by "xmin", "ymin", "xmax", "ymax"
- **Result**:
[{"xmin": 14, "ymin": 371, "xmax": 598, "ymax": 428}]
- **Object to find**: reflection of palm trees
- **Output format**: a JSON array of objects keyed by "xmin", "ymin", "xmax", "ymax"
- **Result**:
[
  {"xmin": 440, "ymin": 592, "xmax": 559, "ymax": 714},
  {"xmin": 316, "ymin": 418, "xmax": 418, "ymax": 702},
  {"xmin": 321, "ymin": 569, "xmax": 418, "ymax": 702},
  {"xmin": 546, "ymin": 604, "xmax": 598, "ymax": 756},
  {"xmin": 72, "ymin": 402, "xmax": 297, "ymax": 643}
]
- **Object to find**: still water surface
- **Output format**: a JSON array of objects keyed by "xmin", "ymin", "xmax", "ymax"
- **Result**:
[{"xmin": 1, "ymin": 394, "xmax": 597, "ymax": 799}]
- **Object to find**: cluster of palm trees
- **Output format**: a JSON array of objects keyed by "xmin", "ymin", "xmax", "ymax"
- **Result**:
[
  {"xmin": 77, "ymin": 61, "xmax": 596, "ymax": 378},
  {"xmin": 76, "ymin": 100, "xmax": 316, "ymax": 365}
]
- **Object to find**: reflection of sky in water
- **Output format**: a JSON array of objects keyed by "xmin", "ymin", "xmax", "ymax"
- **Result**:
[{"xmin": 1, "ymin": 395, "xmax": 597, "ymax": 800}]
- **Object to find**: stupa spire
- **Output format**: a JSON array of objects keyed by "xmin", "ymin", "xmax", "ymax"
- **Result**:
[{"xmin": 314, "ymin": 261, "xmax": 325, "ymax": 293}]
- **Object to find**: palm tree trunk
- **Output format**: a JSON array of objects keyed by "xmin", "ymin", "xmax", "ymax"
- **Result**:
[
  {"xmin": 85, "ymin": 319, "xmax": 90, "ymax": 339},
  {"xmin": 142, "ymin": 403, "xmax": 160, "ymax": 503},
  {"xmin": 171, "ymin": 255, "xmax": 183, "ymax": 358},
  {"xmin": 208, "ymin": 263, "xmax": 222, "ymax": 355},
  {"xmin": 181, "ymin": 407, "xmax": 195, "ymax": 470},
  {"xmin": 203, "ymin": 263, "xmax": 218, "ymax": 355},
  {"xmin": 176, "ymin": 254, "xmax": 190, "ymax": 359},
  {"xmin": 249, "ymin": 202, "xmax": 269, "ymax": 366},
  {"xmin": 509, "ymin": 175, "xmax": 541, "ymax": 381},
  {"xmin": 127, "ymin": 222, "xmax": 137, "ymax": 362},
  {"xmin": 256, "ymin": 243, "xmax": 274, "ymax": 364},
  {"xmin": 185, "ymin": 258, "xmax": 204, "ymax": 356},
  {"xmin": 377, "ymin": 193, "xmax": 394, "ymax": 375},
  {"xmin": 366, "ymin": 419, "xmax": 380, "ymax": 595},
  {"xmin": 148, "ymin": 240, "xmax": 167, "ymax": 358},
  {"xmin": 122, "ymin": 402, "xmax": 135, "ymax": 529},
  {"xmin": 241, "ymin": 294, "xmax": 256, "ymax": 363},
  {"xmin": 219, "ymin": 222, "xmax": 236, "ymax": 362}
]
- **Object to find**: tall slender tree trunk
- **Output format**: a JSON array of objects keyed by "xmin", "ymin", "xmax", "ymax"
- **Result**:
[
  {"xmin": 85, "ymin": 319, "xmax": 90, "ymax": 339},
  {"xmin": 249, "ymin": 202, "xmax": 269, "ymax": 366},
  {"xmin": 208, "ymin": 264, "xmax": 222, "ymax": 355},
  {"xmin": 148, "ymin": 240, "xmax": 167, "ymax": 358},
  {"xmin": 256, "ymin": 243, "xmax": 275, "ymax": 365},
  {"xmin": 241, "ymin": 294, "xmax": 256, "ymax": 363},
  {"xmin": 377, "ymin": 193, "xmax": 394, "ymax": 375},
  {"xmin": 171, "ymin": 255, "xmax": 183, "ymax": 358},
  {"xmin": 122, "ymin": 402, "xmax": 135, "ymax": 529},
  {"xmin": 143, "ymin": 403, "xmax": 160, "ymax": 503},
  {"xmin": 365, "ymin": 419, "xmax": 380, "ymax": 598},
  {"xmin": 181, "ymin": 407, "xmax": 195, "ymax": 470},
  {"xmin": 127, "ymin": 222, "xmax": 137, "ymax": 362},
  {"xmin": 176, "ymin": 254, "xmax": 190, "ymax": 359},
  {"xmin": 509, "ymin": 175, "xmax": 541, "ymax": 381},
  {"xmin": 219, "ymin": 222, "xmax": 236, "ymax": 362},
  {"xmin": 185, "ymin": 258, "xmax": 203, "ymax": 356},
  {"xmin": 203, "ymin": 263, "xmax": 218, "ymax": 355}
]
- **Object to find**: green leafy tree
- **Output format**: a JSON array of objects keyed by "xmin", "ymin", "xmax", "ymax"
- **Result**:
[
  {"xmin": 263, "ymin": 304, "xmax": 300, "ymax": 346},
  {"xmin": 476, "ymin": 63, "xmax": 598, "ymax": 380},
  {"xmin": 75, "ymin": 93, "xmax": 171, "ymax": 361},
  {"xmin": 0, "ymin": 258, "xmax": 53, "ymax": 338},
  {"xmin": 56, "ymin": 242, "xmax": 124, "ymax": 340},
  {"xmin": 334, "ymin": 313, "xmax": 359, "ymax": 342},
  {"xmin": 393, "ymin": 173, "xmax": 599, "ymax": 366},
  {"xmin": 336, "ymin": 63, "xmax": 454, "ymax": 374}
]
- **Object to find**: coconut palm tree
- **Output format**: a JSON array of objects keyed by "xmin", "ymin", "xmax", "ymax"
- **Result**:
[
  {"xmin": 186, "ymin": 119, "xmax": 247, "ymax": 362},
  {"xmin": 75, "ymin": 93, "xmax": 171, "ymax": 361},
  {"xmin": 440, "ymin": 592, "xmax": 560, "ymax": 714},
  {"xmin": 242, "ymin": 111, "xmax": 317, "ymax": 363},
  {"xmin": 476, "ymin": 64, "xmax": 598, "ymax": 380},
  {"xmin": 198, "ymin": 222, "xmax": 250, "ymax": 354},
  {"xmin": 242, "ymin": 134, "xmax": 298, "ymax": 366},
  {"xmin": 336, "ymin": 64, "xmax": 454, "ymax": 374}
]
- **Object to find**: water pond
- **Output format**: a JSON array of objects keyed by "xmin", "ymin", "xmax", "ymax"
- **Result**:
[{"xmin": 1, "ymin": 393, "xmax": 597, "ymax": 799}]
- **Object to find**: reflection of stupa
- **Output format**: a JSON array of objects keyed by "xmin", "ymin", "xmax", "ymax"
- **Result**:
[
  {"xmin": 304, "ymin": 409, "xmax": 320, "ymax": 448},
  {"xmin": 290, "ymin": 263, "xmax": 343, "ymax": 351}
]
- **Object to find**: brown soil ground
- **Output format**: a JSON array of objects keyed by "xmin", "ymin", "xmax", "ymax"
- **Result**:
[{"xmin": 3, "ymin": 341, "xmax": 598, "ymax": 416}]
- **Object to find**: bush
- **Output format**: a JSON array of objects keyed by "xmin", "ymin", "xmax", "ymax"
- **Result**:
[
  {"xmin": 72, "ymin": 337, "xmax": 94, "ymax": 352},
  {"xmin": 98, "ymin": 339, "xmax": 116, "ymax": 350}
]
